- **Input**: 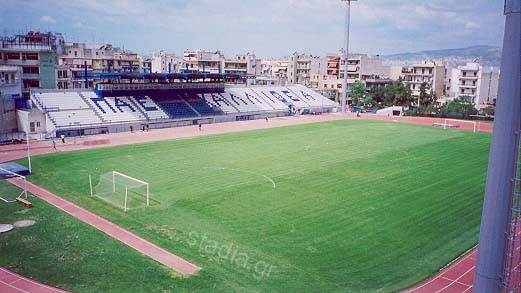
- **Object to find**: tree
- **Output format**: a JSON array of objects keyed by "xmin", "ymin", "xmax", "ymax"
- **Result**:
[
  {"xmin": 383, "ymin": 80, "xmax": 413, "ymax": 107},
  {"xmin": 349, "ymin": 81, "xmax": 366, "ymax": 106},
  {"xmin": 418, "ymin": 82, "xmax": 437, "ymax": 107},
  {"xmin": 369, "ymin": 85, "xmax": 385, "ymax": 105},
  {"xmin": 442, "ymin": 96, "xmax": 478, "ymax": 116}
]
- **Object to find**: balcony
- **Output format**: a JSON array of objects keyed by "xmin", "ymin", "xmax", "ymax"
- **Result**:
[
  {"xmin": 460, "ymin": 75, "xmax": 478, "ymax": 80},
  {"xmin": 0, "ymin": 81, "xmax": 22, "ymax": 95},
  {"xmin": 22, "ymin": 73, "xmax": 40, "ymax": 79},
  {"xmin": 458, "ymin": 84, "xmax": 477, "ymax": 89},
  {"xmin": 1, "ymin": 59, "xmax": 39, "ymax": 66}
]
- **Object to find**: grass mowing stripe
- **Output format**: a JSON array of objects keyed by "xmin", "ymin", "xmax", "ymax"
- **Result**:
[{"xmin": 7, "ymin": 119, "xmax": 490, "ymax": 292}]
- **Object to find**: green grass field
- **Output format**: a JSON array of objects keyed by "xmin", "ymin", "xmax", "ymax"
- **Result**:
[{"xmin": 1, "ymin": 119, "xmax": 491, "ymax": 292}]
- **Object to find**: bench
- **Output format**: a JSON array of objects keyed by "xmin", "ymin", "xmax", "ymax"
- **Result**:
[{"xmin": 16, "ymin": 198, "xmax": 33, "ymax": 208}]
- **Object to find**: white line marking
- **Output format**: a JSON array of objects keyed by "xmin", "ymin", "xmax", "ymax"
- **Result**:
[
  {"xmin": 435, "ymin": 266, "xmax": 475, "ymax": 293},
  {"xmin": 203, "ymin": 167, "xmax": 276, "ymax": 188}
]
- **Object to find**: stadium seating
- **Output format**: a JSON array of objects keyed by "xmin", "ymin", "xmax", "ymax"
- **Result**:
[
  {"xmin": 287, "ymin": 85, "xmax": 338, "ymax": 108},
  {"xmin": 132, "ymin": 96, "xmax": 169, "ymax": 120},
  {"xmin": 184, "ymin": 93, "xmax": 224, "ymax": 116},
  {"xmin": 31, "ymin": 86, "xmax": 338, "ymax": 132},
  {"xmin": 86, "ymin": 96, "xmax": 144, "ymax": 123},
  {"xmin": 248, "ymin": 88, "xmax": 291, "ymax": 111},
  {"xmin": 221, "ymin": 88, "xmax": 271, "ymax": 113},
  {"xmin": 156, "ymin": 99, "xmax": 199, "ymax": 119},
  {"xmin": 201, "ymin": 93, "xmax": 239, "ymax": 114},
  {"xmin": 48, "ymin": 109, "xmax": 102, "ymax": 127},
  {"xmin": 34, "ymin": 92, "xmax": 90, "ymax": 111}
]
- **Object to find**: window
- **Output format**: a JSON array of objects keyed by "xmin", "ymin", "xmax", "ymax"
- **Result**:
[
  {"xmin": 74, "ymin": 51, "xmax": 78, "ymax": 57},
  {"xmin": 22, "ymin": 67, "xmax": 39, "ymax": 74},
  {"xmin": 7, "ymin": 52, "xmax": 20, "ymax": 60},
  {"xmin": 25, "ymin": 53, "xmax": 38, "ymax": 60},
  {"xmin": 23, "ymin": 80, "xmax": 39, "ymax": 89}
]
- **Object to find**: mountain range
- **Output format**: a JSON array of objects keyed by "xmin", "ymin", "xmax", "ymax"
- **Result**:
[{"xmin": 383, "ymin": 45, "xmax": 502, "ymax": 67}]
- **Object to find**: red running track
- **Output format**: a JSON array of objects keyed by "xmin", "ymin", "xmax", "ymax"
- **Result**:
[{"xmin": 0, "ymin": 266, "xmax": 68, "ymax": 293}]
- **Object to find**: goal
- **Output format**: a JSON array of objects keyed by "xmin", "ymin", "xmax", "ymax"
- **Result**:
[
  {"xmin": 91, "ymin": 171, "xmax": 149, "ymax": 212},
  {"xmin": 444, "ymin": 118, "xmax": 479, "ymax": 133},
  {"xmin": 0, "ymin": 167, "xmax": 28, "ymax": 203}
]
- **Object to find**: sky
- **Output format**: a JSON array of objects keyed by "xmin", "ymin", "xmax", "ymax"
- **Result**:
[{"xmin": 0, "ymin": 0, "xmax": 506, "ymax": 58}]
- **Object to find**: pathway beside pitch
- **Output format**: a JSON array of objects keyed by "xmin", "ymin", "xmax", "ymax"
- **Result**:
[
  {"xmin": 7, "ymin": 180, "xmax": 201, "ymax": 276},
  {"xmin": 0, "ymin": 266, "xmax": 68, "ymax": 293}
]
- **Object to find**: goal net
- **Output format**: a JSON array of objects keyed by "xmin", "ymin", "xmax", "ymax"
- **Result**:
[
  {"xmin": 92, "ymin": 171, "xmax": 149, "ymax": 212},
  {"xmin": 444, "ymin": 118, "xmax": 478, "ymax": 132},
  {"xmin": 0, "ymin": 167, "xmax": 28, "ymax": 203}
]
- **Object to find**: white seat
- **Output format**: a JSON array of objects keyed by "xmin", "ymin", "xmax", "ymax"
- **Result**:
[
  {"xmin": 249, "ymin": 88, "xmax": 290, "ymax": 111},
  {"xmin": 287, "ymin": 85, "xmax": 338, "ymax": 108},
  {"xmin": 223, "ymin": 88, "xmax": 273, "ymax": 113},
  {"xmin": 48, "ymin": 109, "xmax": 102, "ymax": 127},
  {"xmin": 85, "ymin": 95, "xmax": 144, "ymax": 123},
  {"xmin": 35, "ymin": 92, "xmax": 90, "ymax": 110},
  {"xmin": 132, "ymin": 96, "xmax": 169, "ymax": 120},
  {"xmin": 201, "ymin": 93, "xmax": 239, "ymax": 114}
]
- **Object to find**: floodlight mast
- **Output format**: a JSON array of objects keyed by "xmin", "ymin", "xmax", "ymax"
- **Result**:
[
  {"xmin": 473, "ymin": 0, "xmax": 521, "ymax": 291},
  {"xmin": 341, "ymin": 0, "xmax": 357, "ymax": 113}
]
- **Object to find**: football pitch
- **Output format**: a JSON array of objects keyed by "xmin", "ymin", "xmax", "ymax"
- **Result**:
[{"xmin": 2, "ymin": 119, "xmax": 491, "ymax": 292}]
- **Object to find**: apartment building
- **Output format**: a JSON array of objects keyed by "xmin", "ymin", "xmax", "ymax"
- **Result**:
[
  {"xmin": 140, "ymin": 56, "xmax": 152, "ymax": 73},
  {"xmin": 151, "ymin": 51, "xmax": 179, "ymax": 73},
  {"xmin": 0, "ymin": 66, "xmax": 22, "ymax": 134},
  {"xmin": 258, "ymin": 59, "xmax": 288, "ymax": 86},
  {"xmin": 478, "ymin": 67, "xmax": 500, "ymax": 106},
  {"xmin": 182, "ymin": 50, "xmax": 225, "ymax": 73},
  {"xmin": 313, "ymin": 53, "xmax": 390, "ymax": 96},
  {"xmin": 0, "ymin": 32, "xmax": 65, "ymax": 97},
  {"xmin": 446, "ymin": 62, "xmax": 500, "ymax": 107},
  {"xmin": 57, "ymin": 43, "xmax": 140, "ymax": 89},
  {"xmin": 287, "ymin": 53, "xmax": 327, "ymax": 86},
  {"xmin": 224, "ymin": 54, "xmax": 260, "ymax": 75},
  {"xmin": 402, "ymin": 61, "xmax": 445, "ymax": 98}
]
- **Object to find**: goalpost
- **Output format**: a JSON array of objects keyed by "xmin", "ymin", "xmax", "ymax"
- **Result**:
[
  {"xmin": 0, "ymin": 167, "xmax": 28, "ymax": 203},
  {"xmin": 90, "ymin": 171, "xmax": 149, "ymax": 212},
  {"xmin": 443, "ymin": 118, "xmax": 479, "ymax": 133}
]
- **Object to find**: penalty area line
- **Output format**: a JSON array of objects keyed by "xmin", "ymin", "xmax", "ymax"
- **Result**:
[{"xmin": 203, "ymin": 167, "xmax": 276, "ymax": 189}]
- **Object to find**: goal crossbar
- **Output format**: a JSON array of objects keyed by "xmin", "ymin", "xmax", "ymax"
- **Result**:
[
  {"xmin": 112, "ymin": 171, "xmax": 149, "ymax": 186},
  {"xmin": 91, "ymin": 171, "xmax": 150, "ymax": 211},
  {"xmin": 443, "ymin": 118, "xmax": 478, "ymax": 132}
]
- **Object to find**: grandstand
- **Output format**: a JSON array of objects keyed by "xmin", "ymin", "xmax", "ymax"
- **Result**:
[{"xmin": 29, "ymin": 85, "xmax": 338, "ymax": 138}]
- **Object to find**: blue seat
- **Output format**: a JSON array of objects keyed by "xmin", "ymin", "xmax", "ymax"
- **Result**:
[
  {"xmin": 157, "ymin": 100, "xmax": 198, "ymax": 119},
  {"xmin": 185, "ymin": 93, "xmax": 223, "ymax": 116}
]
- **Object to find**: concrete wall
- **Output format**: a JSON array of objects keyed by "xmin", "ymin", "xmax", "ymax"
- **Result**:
[
  {"xmin": 39, "ymin": 51, "xmax": 57, "ymax": 89},
  {"xmin": 0, "ymin": 97, "xmax": 18, "ymax": 134},
  {"xmin": 16, "ymin": 109, "xmax": 47, "ymax": 134}
]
